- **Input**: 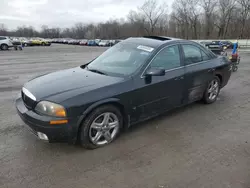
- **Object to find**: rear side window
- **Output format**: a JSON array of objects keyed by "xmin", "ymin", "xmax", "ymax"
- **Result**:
[
  {"xmin": 182, "ymin": 44, "xmax": 202, "ymax": 64},
  {"xmin": 201, "ymin": 50, "xmax": 211, "ymax": 61},
  {"xmin": 182, "ymin": 44, "xmax": 212, "ymax": 65}
]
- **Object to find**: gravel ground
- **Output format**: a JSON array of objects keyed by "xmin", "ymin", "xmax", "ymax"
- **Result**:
[{"xmin": 1, "ymin": 44, "xmax": 250, "ymax": 188}]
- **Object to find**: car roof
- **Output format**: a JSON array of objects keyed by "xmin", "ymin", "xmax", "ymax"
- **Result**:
[{"xmin": 124, "ymin": 36, "xmax": 183, "ymax": 48}]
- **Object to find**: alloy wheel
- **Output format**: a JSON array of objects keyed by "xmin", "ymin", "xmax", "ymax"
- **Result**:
[
  {"xmin": 208, "ymin": 79, "xmax": 219, "ymax": 101},
  {"xmin": 1, "ymin": 44, "xmax": 8, "ymax": 50},
  {"xmin": 89, "ymin": 112, "xmax": 119, "ymax": 146}
]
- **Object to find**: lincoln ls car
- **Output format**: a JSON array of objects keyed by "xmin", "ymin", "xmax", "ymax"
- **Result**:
[{"xmin": 16, "ymin": 36, "xmax": 232, "ymax": 149}]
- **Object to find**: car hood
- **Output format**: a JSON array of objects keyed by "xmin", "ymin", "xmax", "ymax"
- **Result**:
[{"xmin": 23, "ymin": 66, "xmax": 124, "ymax": 102}]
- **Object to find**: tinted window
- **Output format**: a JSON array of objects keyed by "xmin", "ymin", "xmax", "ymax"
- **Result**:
[
  {"xmin": 182, "ymin": 44, "xmax": 203, "ymax": 64},
  {"xmin": 0, "ymin": 37, "xmax": 6, "ymax": 40},
  {"xmin": 201, "ymin": 50, "xmax": 211, "ymax": 61},
  {"xmin": 150, "ymin": 45, "xmax": 181, "ymax": 70}
]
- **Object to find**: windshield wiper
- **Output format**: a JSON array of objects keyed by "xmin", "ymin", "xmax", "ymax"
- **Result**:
[{"xmin": 87, "ymin": 67, "xmax": 107, "ymax": 75}]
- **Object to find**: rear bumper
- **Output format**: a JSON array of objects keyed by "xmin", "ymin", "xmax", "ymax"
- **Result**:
[{"xmin": 15, "ymin": 97, "xmax": 78, "ymax": 143}]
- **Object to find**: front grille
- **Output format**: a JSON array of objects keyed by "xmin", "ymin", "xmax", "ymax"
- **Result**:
[{"xmin": 22, "ymin": 91, "xmax": 36, "ymax": 109}]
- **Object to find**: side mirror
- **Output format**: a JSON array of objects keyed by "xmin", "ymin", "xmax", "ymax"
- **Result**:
[{"xmin": 145, "ymin": 67, "xmax": 165, "ymax": 77}]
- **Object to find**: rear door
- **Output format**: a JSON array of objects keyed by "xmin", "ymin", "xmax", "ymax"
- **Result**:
[{"xmin": 180, "ymin": 43, "xmax": 215, "ymax": 104}]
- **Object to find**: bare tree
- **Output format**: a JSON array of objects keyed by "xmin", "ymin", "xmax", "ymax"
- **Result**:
[
  {"xmin": 1, "ymin": 0, "xmax": 250, "ymax": 40},
  {"xmin": 172, "ymin": 0, "xmax": 192, "ymax": 39},
  {"xmin": 200, "ymin": 0, "xmax": 217, "ymax": 38},
  {"xmin": 157, "ymin": 15, "xmax": 169, "ymax": 35},
  {"xmin": 127, "ymin": 10, "xmax": 147, "ymax": 36},
  {"xmin": 237, "ymin": 0, "xmax": 250, "ymax": 38},
  {"xmin": 139, "ymin": 0, "xmax": 168, "ymax": 35},
  {"xmin": 73, "ymin": 23, "xmax": 87, "ymax": 39},
  {"xmin": 215, "ymin": 0, "xmax": 237, "ymax": 38},
  {"xmin": 0, "ymin": 24, "xmax": 8, "ymax": 36},
  {"xmin": 186, "ymin": 0, "xmax": 201, "ymax": 39}
]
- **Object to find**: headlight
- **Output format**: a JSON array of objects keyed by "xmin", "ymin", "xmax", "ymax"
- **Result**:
[{"xmin": 35, "ymin": 101, "xmax": 66, "ymax": 117}]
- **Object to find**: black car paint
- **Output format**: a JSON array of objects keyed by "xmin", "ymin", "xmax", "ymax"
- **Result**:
[
  {"xmin": 16, "ymin": 37, "xmax": 232, "ymax": 143},
  {"xmin": 180, "ymin": 41, "xmax": 218, "ymax": 103}
]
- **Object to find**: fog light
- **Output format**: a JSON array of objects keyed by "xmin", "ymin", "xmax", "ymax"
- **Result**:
[{"xmin": 37, "ymin": 132, "xmax": 49, "ymax": 141}]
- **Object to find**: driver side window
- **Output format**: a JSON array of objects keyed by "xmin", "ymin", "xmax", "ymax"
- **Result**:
[{"xmin": 150, "ymin": 45, "xmax": 181, "ymax": 70}]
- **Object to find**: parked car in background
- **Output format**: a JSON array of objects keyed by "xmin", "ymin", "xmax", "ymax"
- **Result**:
[
  {"xmin": 199, "ymin": 41, "xmax": 211, "ymax": 47},
  {"xmin": 0, "ymin": 36, "xmax": 13, "ymax": 50},
  {"xmin": 68, "ymin": 39, "xmax": 76, "ymax": 45},
  {"xmin": 10, "ymin": 37, "xmax": 22, "ymax": 46},
  {"xmin": 80, "ymin": 39, "xmax": 88, "ymax": 46},
  {"xmin": 87, "ymin": 40, "xmax": 98, "ymax": 46},
  {"xmin": 62, "ymin": 38, "xmax": 72, "ymax": 44},
  {"xmin": 19, "ymin": 37, "xmax": 32, "ymax": 46},
  {"xmin": 95, "ymin": 39, "xmax": 101, "ymax": 45},
  {"xmin": 204, "ymin": 41, "xmax": 224, "ymax": 55},
  {"xmin": 30, "ymin": 38, "xmax": 51, "ymax": 46},
  {"xmin": 113, "ymin": 39, "xmax": 122, "ymax": 45},
  {"xmin": 16, "ymin": 36, "xmax": 232, "ymax": 149},
  {"xmin": 210, "ymin": 41, "xmax": 231, "ymax": 49},
  {"xmin": 72, "ymin": 40, "xmax": 81, "ymax": 45},
  {"xmin": 98, "ymin": 40, "xmax": 111, "ymax": 47},
  {"xmin": 222, "ymin": 41, "xmax": 234, "ymax": 49}
]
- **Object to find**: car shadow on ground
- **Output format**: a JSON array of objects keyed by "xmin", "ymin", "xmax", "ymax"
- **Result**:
[{"xmin": 124, "ymin": 102, "xmax": 202, "ymax": 134}]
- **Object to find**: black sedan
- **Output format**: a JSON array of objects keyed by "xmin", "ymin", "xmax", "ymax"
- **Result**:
[{"xmin": 16, "ymin": 36, "xmax": 232, "ymax": 149}]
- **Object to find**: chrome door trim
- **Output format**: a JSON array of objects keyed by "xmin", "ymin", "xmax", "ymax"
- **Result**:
[{"xmin": 184, "ymin": 60, "xmax": 210, "ymax": 68}]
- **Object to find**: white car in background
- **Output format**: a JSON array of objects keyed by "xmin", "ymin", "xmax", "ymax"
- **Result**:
[
  {"xmin": 98, "ymin": 40, "xmax": 111, "ymax": 47},
  {"xmin": 0, "ymin": 36, "xmax": 13, "ymax": 50}
]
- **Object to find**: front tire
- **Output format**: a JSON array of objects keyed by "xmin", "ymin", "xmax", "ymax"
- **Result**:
[
  {"xmin": 203, "ymin": 76, "xmax": 220, "ymax": 104},
  {"xmin": 80, "ymin": 105, "xmax": 123, "ymax": 149},
  {"xmin": 233, "ymin": 66, "xmax": 238, "ymax": 72},
  {"xmin": 1, "ymin": 44, "xmax": 8, "ymax": 50}
]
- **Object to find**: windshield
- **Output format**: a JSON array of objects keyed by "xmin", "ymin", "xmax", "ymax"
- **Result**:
[{"xmin": 86, "ymin": 42, "xmax": 154, "ymax": 76}]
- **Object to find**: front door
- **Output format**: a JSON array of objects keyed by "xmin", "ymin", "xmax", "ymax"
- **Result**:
[{"xmin": 132, "ymin": 44, "xmax": 185, "ymax": 121}]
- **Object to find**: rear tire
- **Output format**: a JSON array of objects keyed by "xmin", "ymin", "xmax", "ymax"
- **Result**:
[
  {"xmin": 79, "ymin": 105, "xmax": 123, "ymax": 149},
  {"xmin": 233, "ymin": 66, "xmax": 238, "ymax": 72},
  {"xmin": 1, "ymin": 44, "xmax": 8, "ymax": 50},
  {"xmin": 203, "ymin": 76, "xmax": 220, "ymax": 104}
]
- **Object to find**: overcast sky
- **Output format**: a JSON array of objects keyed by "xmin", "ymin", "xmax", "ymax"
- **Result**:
[{"xmin": 0, "ymin": 0, "xmax": 173, "ymax": 30}]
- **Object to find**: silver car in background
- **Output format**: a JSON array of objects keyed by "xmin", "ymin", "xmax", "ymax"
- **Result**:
[{"xmin": 0, "ymin": 36, "xmax": 13, "ymax": 50}]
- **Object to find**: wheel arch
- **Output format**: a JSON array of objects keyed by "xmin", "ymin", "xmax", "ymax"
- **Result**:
[
  {"xmin": 1, "ymin": 43, "xmax": 9, "ymax": 47},
  {"xmin": 215, "ymin": 73, "xmax": 223, "ymax": 87},
  {"xmin": 75, "ymin": 98, "xmax": 129, "ymax": 143}
]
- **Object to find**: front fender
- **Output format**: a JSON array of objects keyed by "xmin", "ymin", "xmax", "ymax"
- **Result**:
[{"xmin": 72, "ymin": 98, "xmax": 124, "ymax": 143}]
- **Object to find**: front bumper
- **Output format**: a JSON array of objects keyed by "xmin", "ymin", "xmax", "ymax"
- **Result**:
[{"xmin": 16, "ymin": 97, "xmax": 77, "ymax": 143}]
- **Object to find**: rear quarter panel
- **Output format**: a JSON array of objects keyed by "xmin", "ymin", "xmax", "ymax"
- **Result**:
[{"xmin": 215, "ymin": 56, "xmax": 232, "ymax": 88}]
